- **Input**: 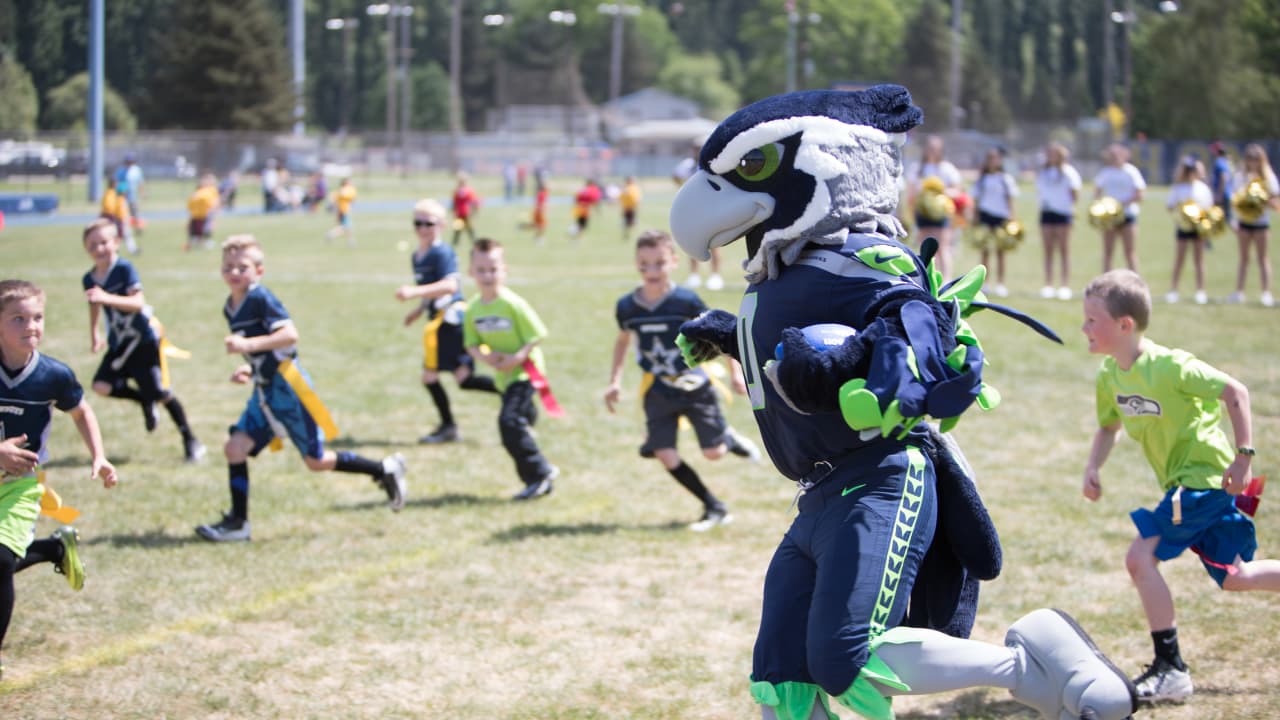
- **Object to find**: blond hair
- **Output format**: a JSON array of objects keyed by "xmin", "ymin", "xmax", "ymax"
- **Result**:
[
  {"xmin": 82, "ymin": 216, "xmax": 119, "ymax": 244},
  {"xmin": 1084, "ymin": 269, "xmax": 1151, "ymax": 331},
  {"xmin": 413, "ymin": 198, "xmax": 447, "ymax": 219},
  {"xmin": 0, "ymin": 279, "xmax": 45, "ymax": 312},
  {"xmin": 222, "ymin": 234, "xmax": 266, "ymax": 265}
]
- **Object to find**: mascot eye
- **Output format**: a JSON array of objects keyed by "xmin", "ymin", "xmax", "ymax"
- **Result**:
[{"xmin": 735, "ymin": 143, "xmax": 783, "ymax": 182}]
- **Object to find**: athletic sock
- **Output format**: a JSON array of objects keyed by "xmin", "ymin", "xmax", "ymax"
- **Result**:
[
  {"xmin": 14, "ymin": 538, "xmax": 62, "ymax": 572},
  {"xmin": 335, "ymin": 451, "xmax": 384, "ymax": 478},
  {"xmin": 229, "ymin": 462, "xmax": 250, "ymax": 521},
  {"xmin": 163, "ymin": 395, "xmax": 194, "ymax": 439},
  {"xmin": 668, "ymin": 462, "xmax": 718, "ymax": 507},
  {"xmin": 1152, "ymin": 628, "xmax": 1187, "ymax": 670},
  {"xmin": 425, "ymin": 382, "xmax": 455, "ymax": 427},
  {"xmin": 460, "ymin": 374, "xmax": 499, "ymax": 394}
]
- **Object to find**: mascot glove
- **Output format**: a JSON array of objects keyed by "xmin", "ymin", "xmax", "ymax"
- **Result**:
[
  {"xmin": 765, "ymin": 327, "xmax": 868, "ymax": 414},
  {"xmin": 676, "ymin": 309, "xmax": 740, "ymax": 366}
]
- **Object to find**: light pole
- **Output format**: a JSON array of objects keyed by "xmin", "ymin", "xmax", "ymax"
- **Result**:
[
  {"xmin": 549, "ymin": 10, "xmax": 578, "ymax": 143},
  {"xmin": 368, "ymin": 3, "xmax": 414, "ymax": 162},
  {"xmin": 324, "ymin": 18, "xmax": 359, "ymax": 136},
  {"xmin": 1109, "ymin": 0, "xmax": 1178, "ymax": 139},
  {"xmin": 597, "ymin": 3, "xmax": 641, "ymax": 104},
  {"xmin": 949, "ymin": 0, "xmax": 962, "ymax": 130}
]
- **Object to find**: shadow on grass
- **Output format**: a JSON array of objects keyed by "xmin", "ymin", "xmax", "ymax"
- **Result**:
[
  {"xmin": 326, "ymin": 436, "xmax": 418, "ymax": 450},
  {"xmin": 332, "ymin": 492, "xmax": 508, "ymax": 512},
  {"xmin": 897, "ymin": 692, "xmax": 1032, "ymax": 719},
  {"xmin": 41, "ymin": 455, "xmax": 134, "ymax": 469},
  {"xmin": 84, "ymin": 528, "xmax": 209, "ymax": 549},
  {"xmin": 488, "ymin": 519, "xmax": 686, "ymax": 543}
]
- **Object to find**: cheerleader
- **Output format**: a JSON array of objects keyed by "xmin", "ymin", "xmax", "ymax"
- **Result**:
[
  {"xmin": 1035, "ymin": 142, "xmax": 1082, "ymax": 299},
  {"xmin": 1165, "ymin": 156, "xmax": 1214, "ymax": 305},
  {"xmin": 970, "ymin": 147, "xmax": 1018, "ymax": 297},
  {"xmin": 1229, "ymin": 144, "xmax": 1279, "ymax": 306},
  {"xmin": 1093, "ymin": 143, "xmax": 1146, "ymax": 272},
  {"xmin": 907, "ymin": 135, "xmax": 963, "ymax": 280}
]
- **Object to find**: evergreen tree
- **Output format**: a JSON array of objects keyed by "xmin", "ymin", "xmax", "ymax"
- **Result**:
[
  {"xmin": 43, "ymin": 72, "xmax": 138, "ymax": 132},
  {"xmin": 140, "ymin": 0, "xmax": 293, "ymax": 130},
  {"xmin": 896, "ymin": 0, "xmax": 952, "ymax": 129},
  {"xmin": 0, "ymin": 49, "xmax": 39, "ymax": 134}
]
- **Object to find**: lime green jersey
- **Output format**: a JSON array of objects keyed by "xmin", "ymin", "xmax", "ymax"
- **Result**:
[
  {"xmin": 1095, "ymin": 339, "xmax": 1233, "ymax": 491},
  {"xmin": 463, "ymin": 287, "xmax": 548, "ymax": 391}
]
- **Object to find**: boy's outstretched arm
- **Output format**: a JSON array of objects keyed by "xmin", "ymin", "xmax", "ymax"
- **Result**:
[
  {"xmin": 1083, "ymin": 421, "xmax": 1121, "ymax": 501},
  {"xmin": 1220, "ymin": 376, "xmax": 1253, "ymax": 495},
  {"xmin": 224, "ymin": 323, "xmax": 299, "ymax": 356},
  {"xmin": 67, "ymin": 400, "xmax": 118, "ymax": 488},
  {"xmin": 603, "ymin": 329, "xmax": 631, "ymax": 413}
]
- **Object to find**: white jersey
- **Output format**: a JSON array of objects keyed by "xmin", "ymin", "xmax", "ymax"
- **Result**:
[
  {"xmin": 909, "ymin": 160, "xmax": 962, "ymax": 192},
  {"xmin": 1035, "ymin": 164, "xmax": 1082, "ymax": 215},
  {"xmin": 972, "ymin": 172, "xmax": 1018, "ymax": 219},
  {"xmin": 1166, "ymin": 180, "xmax": 1214, "ymax": 211},
  {"xmin": 1094, "ymin": 163, "xmax": 1147, "ymax": 217},
  {"xmin": 1231, "ymin": 169, "xmax": 1280, "ymax": 224}
]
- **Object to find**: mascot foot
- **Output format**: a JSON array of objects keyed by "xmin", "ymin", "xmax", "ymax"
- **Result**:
[{"xmin": 1005, "ymin": 609, "xmax": 1138, "ymax": 720}]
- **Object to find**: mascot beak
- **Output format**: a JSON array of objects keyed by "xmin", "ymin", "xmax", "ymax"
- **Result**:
[{"xmin": 670, "ymin": 169, "xmax": 776, "ymax": 261}]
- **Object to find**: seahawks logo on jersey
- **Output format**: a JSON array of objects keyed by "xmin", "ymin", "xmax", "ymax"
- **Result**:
[
  {"xmin": 1116, "ymin": 394, "xmax": 1161, "ymax": 417},
  {"xmin": 473, "ymin": 316, "xmax": 514, "ymax": 333}
]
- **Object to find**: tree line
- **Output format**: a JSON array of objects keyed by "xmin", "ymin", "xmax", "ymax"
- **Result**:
[{"xmin": 0, "ymin": 0, "xmax": 1277, "ymax": 139}]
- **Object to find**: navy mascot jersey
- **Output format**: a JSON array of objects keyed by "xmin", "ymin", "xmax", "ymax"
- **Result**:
[
  {"xmin": 82, "ymin": 258, "xmax": 156, "ymax": 348},
  {"xmin": 737, "ymin": 233, "xmax": 930, "ymax": 481},
  {"xmin": 224, "ymin": 283, "xmax": 296, "ymax": 382},
  {"xmin": 0, "ymin": 352, "xmax": 84, "ymax": 463},
  {"xmin": 412, "ymin": 242, "xmax": 463, "ymax": 319},
  {"xmin": 617, "ymin": 285, "xmax": 707, "ymax": 379}
]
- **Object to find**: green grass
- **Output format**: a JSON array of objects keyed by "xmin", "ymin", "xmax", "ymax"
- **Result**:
[{"xmin": 0, "ymin": 176, "xmax": 1277, "ymax": 719}]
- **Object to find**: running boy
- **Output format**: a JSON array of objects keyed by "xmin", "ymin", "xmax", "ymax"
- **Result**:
[
  {"xmin": 82, "ymin": 218, "xmax": 205, "ymax": 463},
  {"xmin": 196, "ymin": 235, "xmax": 407, "ymax": 542},
  {"xmin": 1081, "ymin": 268, "xmax": 1280, "ymax": 702},
  {"xmin": 618, "ymin": 176, "xmax": 642, "ymax": 242},
  {"xmin": 395, "ymin": 199, "xmax": 499, "ymax": 444},
  {"xmin": 603, "ymin": 230, "xmax": 760, "ymax": 530},
  {"xmin": 451, "ymin": 173, "xmax": 480, "ymax": 246},
  {"xmin": 1, "ymin": 279, "xmax": 117, "ymax": 678},
  {"xmin": 463, "ymin": 239, "xmax": 558, "ymax": 500},
  {"xmin": 186, "ymin": 173, "xmax": 221, "ymax": 250},
  {"xmin": 325, "ymin": 177, "xmax": 357, "ymax": 245}
]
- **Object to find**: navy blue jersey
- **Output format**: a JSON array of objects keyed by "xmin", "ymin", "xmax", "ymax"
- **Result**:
[
  {"xmin": 0, "ymin": 351, "xmax": 84, "ymax": 464},
  {"xmin": 616, "ymin": 285, "xmax": 707, "ymax": 377},
  {"xmin": 412, "ymin": 242, "xmax": 463, "ymax": 318},
  {"xmin": 224, "ymin": 283, "xmax": 296, "ymax": 382},
  {"xmin": 82, "ymin": 258, "xmax": 156, "ymax": 348},
  {"xmin": 736, "ymin": 233, "xmax": 930, "ymax": 481}
]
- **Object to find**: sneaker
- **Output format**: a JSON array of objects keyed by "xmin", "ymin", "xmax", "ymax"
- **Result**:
[
  {"xmin": 706, "ymin": 273, "xmax": 725, "ymax": 291},
  {"xmin": 418, "ymin": 424, "xmax": 460, "ymax": 444},
  {"xmin": 513, "ymin": 466, "xmax": 558, "ymax": 501},
  {"xmin": 992, "ymin": 284, "xmax": 1009, "ymax": 298},
  {"xmin": 53, "ymin": 527, "xmax": 84, "ymax": 591},
  {"xmin": 1133, "ymin": 657, "xmax": 1193, "ymax": 703},
  {"xmin": 195, "ymin": 513, "xmax": 251, "ymax": 542},
  {"xmin": 1193, "ymin": 290, "xmax": 1208, "ymax": 305},
  {"xmin": 684, "ymin": 273, "xmax": 702, "ymax": 289},
  {"xmin": 1056, "ymin": 286, "xmax": 1073, "ymax": 301},
  {"xmin": 184, "ymin": 437, "xmax": 207, "ymax": 464},
  {"xmin": 1165, "ymin": 290, "xmax": 1179, "ymax": 304},
  {"xmin": 1005, "ymin": 608, "xmax": 1138, "ymax": 720},
  {"xmin": 142, "ymin": 400, "xmax": 158, "ymax": 433},
  {"xmin": 1227, "ymin": 291, "xmax": 1246, "ymax": 304},
  {"xmin": 380, "ymin": 453, "xmax": 407, "ymax": 512},
  {"xmin": 1262, "ymin": 291, "xmax": 1275, "ymax": 307},
  {"xmin": 689, "ymin": 505, "xmax": 733, "ymax": 532},
  {"xmin": 1039, "ymin": 285, "xmax": 1056, "ymax": 299},
  {"xmin": 726, "ymin": 427, "xmax": 762, "ymax": 464}
]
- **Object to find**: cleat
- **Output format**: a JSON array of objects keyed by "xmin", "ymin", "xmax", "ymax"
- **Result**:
[
  {"xmin": 184, "ymin": 437, "xmax": 207, "ymax": 464},
  {"xmin": 689, "ymin": 504, "xmax": 732, "ymax": 532},
  {"xmin": 684, "ymin": 273, "xmax": 702, "ymax": 289},
  {"xmin": 142, "ymin": 400, "xmax": 158, "ymax": 432},
  {"xmin": 418, "ymin": 424, "xmax": 460, "ymax": 444},
  {"xmin": 1133, "ymin": 657, "xmax": 1193, "ymax": 703},
  {"xmin": 513, "ymin": 466, "xmax": 557, "ymax": 501},
  {"xmin": 1039, "ymin": 285, "xmax": 1056, "ymax": 299},
  {"xmin": 706, "ymin": 273, "xmax": 725, "ymax": 291},
  {"xmin": 195, "ymin": 513, "xmax": 251, "ymax": 542},
  {"xmin": 53, "ymin": 527, "xmax": 84, "ymax": 591},
  {"xmin": 380, "ymin": 453, "xmax": 407, "ymax": 511},
  {"xmin": 1005, "ymin": 608, "xmax": 1138, "ymax": 720},
  {"xmin": 1262, "ymin": 291, "xmax": 1275, "ymax": 308},
  {"xmin": 1057, "ymin": 286, "xmax": 1074, "ymax": 301},
  {"xmin": 726, "ymin": 427, "xmax": 763, "ymax": 464}
]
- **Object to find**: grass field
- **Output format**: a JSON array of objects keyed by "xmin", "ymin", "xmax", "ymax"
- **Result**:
[{"xmin": 1, "ymin": 174, "xmax": 1277, "ymax": 719}]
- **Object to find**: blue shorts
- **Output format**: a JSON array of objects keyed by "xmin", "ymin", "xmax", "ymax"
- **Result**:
[
  {"xmin": 915, "ymin": 214, "xmax": 950, "ymax": 230},
  {"xmin": 752, "ymin": 442, "xmax": 936, "ymax": 695},
  {"xmin": 1131, "ymin": 486, "xmax": 1257, "ymax": 587},
  {"xmin": 231, "ymin": 371, "xmax": 326, "ymax": 459},
  {"xmin": 1040, "ymin": 210, "xmax": 1073, "ymax": 226}
]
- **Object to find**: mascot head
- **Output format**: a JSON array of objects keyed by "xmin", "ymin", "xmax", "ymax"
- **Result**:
[{"xmin": 669, "ymin": 85, "xmax": 923, "ymax": 281}]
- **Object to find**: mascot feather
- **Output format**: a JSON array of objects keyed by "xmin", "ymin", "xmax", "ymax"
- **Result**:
[{"xmin": 671, "ymin": 86, "xmax": 1137, "ymax": 720}]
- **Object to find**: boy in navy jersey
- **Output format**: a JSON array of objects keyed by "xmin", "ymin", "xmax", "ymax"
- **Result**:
[
  {"xmin": 395, "ymin": 199, "xmax": 498, "ymax": 444},
  {"xmin": 0, "ymin": 280, "xmax": 117, "ymax": 678},
  {"xmin": 604, "ymin": 230, "xmax": 760, "ymax": 530},
  {"xmin": 81, "ymin": 218, "xmax": 205, "ymax": 462},
  {"xmin": 196, "ymin": 236, "xmax": 407, "ymax": 542}
]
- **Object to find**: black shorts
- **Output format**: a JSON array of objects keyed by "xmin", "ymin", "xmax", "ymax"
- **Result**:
[
  {"xmin": 188, "ymin": 217, "xmax": 210, "ymax": 237},
  {"xmin": 977, "ymin": 210, "xmax": 1007, "ymax": 229},
  {"xmin": 1039, "ymin": 210, "xmax": 1073, "ymax": 226},
  {"xmin": 639, "ymin": 376, "xmax": 728, "ymax": 455},
  {"xmin": 623, "ymin": 209, "xmax": 636, "ymax": 227},
  {"xmin": 1239, "ymin": 220, "xmax": 1270, "ymax": 231},
  {"xmin": 915, "ymin": 214, "xmax": 951, "ymax": 230},
  {"xmin": 93, "ymin": 335, "xmax": 167, "ymax": 399},
  {"xmin": 1176, "ymin": 230, "xmax": 1202, "ymax": 241},
  {"xmin": 422, "ymin": 317, "xmax": 470, "ymax": 373}
]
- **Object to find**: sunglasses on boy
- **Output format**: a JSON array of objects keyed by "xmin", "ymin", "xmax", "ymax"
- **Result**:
[{"xmin": 414, "ymin": 219, "xmax": 439, "ymax": 228}]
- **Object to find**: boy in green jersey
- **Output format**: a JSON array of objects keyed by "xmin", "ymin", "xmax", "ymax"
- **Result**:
[
  {"xmin": 1081, "ymin": 269, "xmax": 1280, "ymax": 704},
  {"xmin": 463, "ymin": 239, "xmax": 558, "ymax": 500}
]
